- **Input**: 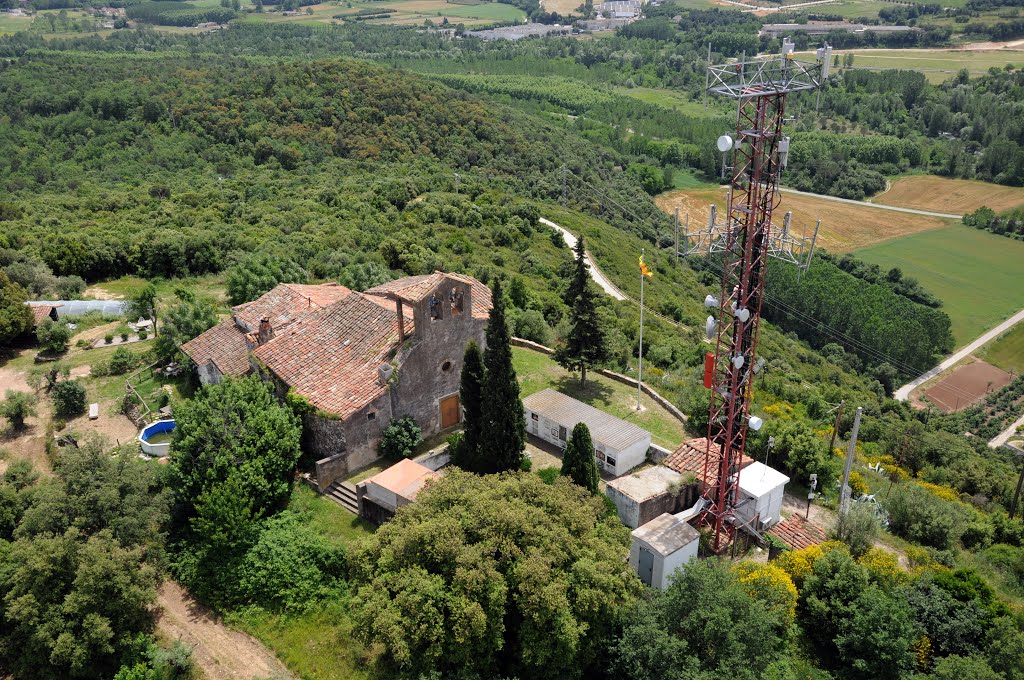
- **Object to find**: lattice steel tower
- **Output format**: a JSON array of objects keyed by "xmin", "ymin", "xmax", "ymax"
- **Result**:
[{"xmin": 685, "ymin": 41, "xmax": 830, "ymax": 552}]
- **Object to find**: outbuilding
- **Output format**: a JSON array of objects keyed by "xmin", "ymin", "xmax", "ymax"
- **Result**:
[
  {"xmin": 356, "ymin": 458, "xmax": 441, "ymax": 524},
  {"xmin": 734, "ymin": 461, "xmax": 790, "ymax": 532},
  {"xmin": 523, "ymin": 388, "xmax": 651, "ymax": 477},
  {"xmin": 629, "ymin": 512, "xmax": 700, "ymax": 589},
  {"xmin": 606, "ymin": 465, "xmax": 698, "ymax": 529}
]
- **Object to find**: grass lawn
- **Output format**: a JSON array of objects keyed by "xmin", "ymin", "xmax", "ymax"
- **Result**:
[
  {"xmin": 228, "ymin": 486, "xmax": 376, "ymax": 679},
  {"xmin": 872, "ymin": 175, "xmax": 1024, "ymax": 215},
  {"xmin": 513, "ymin": 346, "xmax": 689, "ymax": 448},
  {"xmin": 812, "ymin": 48, "xmax": 1024, "ymax": 84},
  {"xmin": 855, "ymin": 226, "xmax": 1024, "ymax": 346},
  {"xmin": 613, "ymin": 86, "xmax": 729, "ymax": 118},
  {"xmin": 979, "ymin": 323, "xmax": 1024, "ymax": 375}
]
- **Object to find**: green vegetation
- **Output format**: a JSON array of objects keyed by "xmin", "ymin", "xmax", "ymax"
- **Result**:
[
  {"xmin": 451, "ymin": 340, "xmax": 485, "ymax": 472},
  {"xmin": 481, "ymin": 279, "xmax": 526, "ymax": 473},
  {"xmin": 856, "ymin": 226, "xmax": 1024, "ymax": 344},
  {"xmin": 560, "ymin": 422, "xmax": 599, "ymax": 493},
  {"xmin": 0, "ymin": 390, "xmax": 36, "ymax": 431},
  {"xmin": 979, "ymin": 323, "xmax": 1024, "ymax": 374},
  {"xmin": 554, "ymin": 234, "xmax": 607, "ymax": 388},
  {"xmin": 378, "ymin": 415, "xmax": 422, "ymax": 460}
]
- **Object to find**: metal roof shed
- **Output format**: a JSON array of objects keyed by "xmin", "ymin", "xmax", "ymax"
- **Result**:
[
  {"xmin": 629, "ymin": 512, "xmax": 699, "ymax": 589},
  {"xmin": 523, "ymin": 388, "xmax": 651, "ymax": 477},
  {"xmin": 734, "ymin": 461, "xmax": 790, "ymax": 532}
]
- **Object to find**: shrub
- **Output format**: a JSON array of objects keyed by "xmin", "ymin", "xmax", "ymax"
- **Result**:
[
  {"xmin": 774, "ymin": 540, "xmax": 847, "ymax": 589},
  {"xmin": 378, "ymin": 416, "xmax": 421, "ymax": 460},
  {"xmin": 105, "ymin": 334, "xmax": 114, "ymax": 344},
  {"xmin": 857, "ymin": 547, "xmax": 906, "ymax": 590},
  {"xmin": 138, "ymin": 330, "xmax": 148, "ymax": 340},
  {"xmin": 884, "ymin": 484, "xmax": 970, "ymax": 550},
  {"xmin": 237, "ymin": 511, "xmax": 347, "ymax": 612},
  {"xmin": 0, "ymin": 390, "xmax": 36, "ymax": 430},
  {"xmin": 107, "ymin": 347, "xmax": 139, "ymax": 376},
  {"xmin": 36, "ymin": 320, "xmax": 72, "ymax": 354},
  {"xmin": 52, "ymin": 380, "xmax": 86, "ymax": 419},
  {"xmin": 831, "ymin": 503, "xmax": 880, "ymax": 558},
  {"xmin": 733, "ymin": 561, "xmax": 798, "ymax": 632},
  {"xmin": 537, "ymin": 467, "xmax": 560, "ymax": 484},
  {"xmin": 121, "ymin": 331, "xmax": 129, "ymax": 341}
]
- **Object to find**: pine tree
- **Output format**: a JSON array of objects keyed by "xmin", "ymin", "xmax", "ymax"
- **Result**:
[
  {"xmin": 454, "ymin": 340, "xmax": 485, "ymax": 472},
  {"xmin": 480, "ymin": 279, "xmax": 525, "ymax": 473},
  {"xmin": 560, "ymin": 422, "xmax": 599, "ymax": 494},
  {"xmin": 554, "ymin": 235, "xmax": 607, "ymax": 389}
]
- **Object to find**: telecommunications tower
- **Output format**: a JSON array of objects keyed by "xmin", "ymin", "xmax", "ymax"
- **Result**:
[{"xmin": 683, "ymin": 40, "xmax": 830, "ymax": 552}]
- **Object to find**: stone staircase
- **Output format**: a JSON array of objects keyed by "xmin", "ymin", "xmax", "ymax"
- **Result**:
[{"xmin": 325, "ymin": 481, "xmax": 358, "ymax": 514}]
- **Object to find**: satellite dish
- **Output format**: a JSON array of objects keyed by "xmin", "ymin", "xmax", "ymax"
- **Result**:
[
  {"xmin": 732, "ymin": 355, "xmax": 745, "ymax": 370},
  {"xmin": 716, "ymin": 134, "xmax": 734, "ymax": 153},
  {"xmin": 705, "ymin": 315, "xmax": 717, "ymax": 339},
  {"xmin": 735, "ymin": 307, "xmax": 751, "ymax": 324}
]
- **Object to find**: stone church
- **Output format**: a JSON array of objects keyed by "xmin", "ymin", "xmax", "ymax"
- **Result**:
[{"xmin": 182, "ymin": 272, "xmax": 491, "ymax": 489}]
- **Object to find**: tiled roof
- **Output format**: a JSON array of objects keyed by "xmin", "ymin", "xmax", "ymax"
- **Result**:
[
  {"xmin": 664, "ymin": 437, "xmax": 753, "ymax": 487},
  {"xmin": 767, "ymin": 513, "xmax": 826, "ymax": 551},
  {"xmin": 365, "ymin": 272, "xmax": 491, "ymax": 320},
  {"xmin": 252, "ymin": 292, "xmax": 402, "ymax": 417},
  {"xmin": 366, "ymin": 458, "xmax": 440, "ymax": 501},
  {"xmin": 27, "ymin": 303, "xmax": 61, "ymax": 324},
  {"xmin": 522, "ymin": 388, "xmax": 651, "ymax": 451},
  {"xmin": 232, "ymin": 283, "xmax": 352, "ymax": 331},
  {"xmin": 180, "ymin": 319, "xmax": 251, "ymax": 378}
]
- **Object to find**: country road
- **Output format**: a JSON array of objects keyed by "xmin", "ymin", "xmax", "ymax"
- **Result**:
[
  {"xmin": 778, "ymin": 188, "xmax": 963, "ymax": 220},
  {"xmin": 989, "ymin": 413, "xmax": 1024, "ymax": 449},
  {"xmin": 894, "ymin": 308, "xmax": 1024, "ymax": 401},
  {"xmin": 540, "ymin": 217, "xmax": 627, "ymax": 301}
]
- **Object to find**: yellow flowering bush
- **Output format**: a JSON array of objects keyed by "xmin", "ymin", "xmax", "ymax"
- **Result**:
[
  {"xmin": 848, "ymin": 470, "xmax": 869, "ymax": 497},
  {"xmin": 774, "ymin": 540, "xmax": 848, "ymax": 588},
  {"xmin": 915, "ymin": 481, "xmax": 960, "ymax": 503},
  {"xmin": 733, "ymin": 561, "xmax": 798, "ymax": 630},
  {"xmin": 913, "ymin": 634, "xmax": 933, "ymax": 672},
  {"xmin": 763, "ymin": 402, "xmax": 795, "ymax": 420},
  {"xmin": 857, "ymin": 547, "xmax": 906, "ymax": 589}
]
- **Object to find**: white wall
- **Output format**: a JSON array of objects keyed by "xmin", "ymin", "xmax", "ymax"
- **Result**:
[
  {"xmin": 606, "ymin": 485, "xmax": 640, "ymax": 528},
  {"xmin": 365, "ymin": 483, "xmax": 399, "ymax": 512},
  {"xmin": 628, "ymin": 536, "xmax": 698, "ymax": 589},
  {"xmin": 525, "ymin": 407, "xmax": 650, "ymax": 478},
  {"xmin": 609, "ymin": 437, "xmax": 650, "ymax": 477}
]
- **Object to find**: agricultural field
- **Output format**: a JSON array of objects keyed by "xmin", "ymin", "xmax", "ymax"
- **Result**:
[
  {"xmin": 824, "ymin": 47, "xmax": 1024, "ymax": 84},
  {"xmin": 923, "ymin": 359, "xmax": 1012, "ymax": 412},
  {"xmin": 655, "ymin": 186, "xmax": 954, "ymax": 253},
  {"xmin": 245, "ymin": 0, "xmax": 525, "ymax": 27},
  {"xmin": 855, "ymin": 225, "xmax": 1024, "ymax": 345},
  {"xmin": 540, "ymin": 0, "xmax": 582, "ymax": 15},
  {"xmin": 979, "ymin": 323, "xmax": 1024, "ymax": 375},
  {"xmin": 871, "ymin": 175, "xmax": 1024, "ymax": 215}
]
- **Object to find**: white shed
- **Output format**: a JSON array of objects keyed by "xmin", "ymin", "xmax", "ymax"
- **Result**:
[
  {"xmin": 734, "ymin": 461, "xmax": 790, "ymax": 532},
  {"xmin": 523, "ymin": 389, "xmax": 652, "ymax": 477},
  {"xmin": 629, "ymin": 512, "xmax": 699, "ymax": 589}
]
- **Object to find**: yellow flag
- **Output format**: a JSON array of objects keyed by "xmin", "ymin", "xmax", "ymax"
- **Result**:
[{"xmin": 639, "ymin": 254, "xmax": 653, "ymax": 278}]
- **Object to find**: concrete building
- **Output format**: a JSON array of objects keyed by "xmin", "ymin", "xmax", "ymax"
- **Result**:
[
  {"xmin": 735, "ymin": 461, "xmax": 790, "ymax": 531},
  {"xmin": 357, "ymin": 458, "xmax": 441, "ymax": 524},
  {"xmin": 629, "ymin": 513, "xmax": 699, "ymax": 589},
  {"xmin": 606, "ymin": 465, "xmax": 699, "ymax": 529},
  {"xmin": 523, "ymin": 389, "xmax": 651, "ymax": 477},
  {"xmin": 182, "ymin": 272, "xmax": 491, "ymax": 491}
]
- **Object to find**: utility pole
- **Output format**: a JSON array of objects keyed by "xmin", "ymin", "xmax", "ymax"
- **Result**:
[
  {"xmin": 674, "ymin": 208, "xmax": 680, "ymax": 267},
  {"xmin": 637, "ymin": 248, "xmax": 646, "ymax": 411},
  {"xmin": 561, "ymin": 165, "xmax": 567, "ymax": 207},
  {"xmin": 828, "ymin": 399, "xmax": 845, "ymax": 455},
  {"xmin": 1005, "ymin": 443, "xmax": 1024, "ymax": 519},
  {"xmin": 454, "ymin": 173, "xmax": 460, "ymax": 195},
  {"xmin": 839, "ymin": 406, "xmax": 863, "ymax": 517}
]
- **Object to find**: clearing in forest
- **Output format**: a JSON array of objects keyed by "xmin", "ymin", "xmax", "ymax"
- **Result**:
[
  {"xmin": 655, "ymin": 186, "xmax": 952, "ymax": 253},
  {"xmin": 872, "ymin": 176, "xmax": 1024, "ymax": 215},
  {"xmin": 856, "ymin": 225, "xmax": 1024, "ymax": 345}
]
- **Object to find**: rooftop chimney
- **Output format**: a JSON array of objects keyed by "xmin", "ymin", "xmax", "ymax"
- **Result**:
[{"xmin": 257, "ymin": 317, "xmax": 274, "ymax": 345}]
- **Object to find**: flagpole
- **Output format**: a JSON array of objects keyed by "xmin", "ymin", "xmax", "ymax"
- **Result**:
[{"xmin": 637, "ymin": 248, "xmax": 645, "ymax": 411}]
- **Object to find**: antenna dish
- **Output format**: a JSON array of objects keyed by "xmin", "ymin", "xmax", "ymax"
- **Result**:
[{"xmin": 716, "ymin": 134, "xmax": 734, "ymax": 153}]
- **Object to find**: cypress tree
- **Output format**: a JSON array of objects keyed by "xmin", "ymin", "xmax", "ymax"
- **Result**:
[
  {"xmin": 454, "ymin": 340, "xmax": 485, "ymax": 472},
  {"xmin": 554, "ymin": 235, "xmax": 607, "ymax": 389},
  {"xmin": 560, "ymin": 422, "xmax": 599, "ymax": 494},
  {"xmin": 481, "ymin": 279, "xmax": 525, "ymax": 473}
]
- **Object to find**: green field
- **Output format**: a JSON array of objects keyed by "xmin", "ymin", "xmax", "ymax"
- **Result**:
[
  {"xmin": 834, "ymin": 48, "xmax": 1024, "ymax": 84},
  {"xmin": 979, "ymin": 323, "xmax": 1024, "ymax": 375},
  {"xmin": 855, "ymin": 226, "xmax": 1024, "ymax": 346}
]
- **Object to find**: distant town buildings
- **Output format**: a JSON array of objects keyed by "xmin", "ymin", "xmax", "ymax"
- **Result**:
[{"xmin": 467, "ymin": 23, "xmax": 572, "ymax": 41}]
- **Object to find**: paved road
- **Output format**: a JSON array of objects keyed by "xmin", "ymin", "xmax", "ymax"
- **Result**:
[
  {"xmin": 540, "ymin": 217, "xmax": 628, "ymax": 301},
  {"xmin": 895, "ymin": 307, "xmax": 1024, "ymax": 401},
  {"xmin": 778, "ymin": 187, "xmax": 963, "ymax": 220},
  {"xmin": 990, "ymin": 413, "xmax": 1024, "ymax": 449}
]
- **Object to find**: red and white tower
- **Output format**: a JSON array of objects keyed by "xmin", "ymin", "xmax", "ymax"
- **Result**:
[{"xmin": 685, "ymin": 41, "xmax": 829, "ymax": 552}]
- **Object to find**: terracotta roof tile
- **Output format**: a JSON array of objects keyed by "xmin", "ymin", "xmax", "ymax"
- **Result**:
[
  {"xmin": 28, "ymin": 303, "xmax": 62, "ymax": 324},
  {"xmin": 181, "ymin": 319, "xmax": 251, "ymax": 378},
  {"xmin": 232, "ymin": 283, "xmax": 352, "ymax": 331},
  {"xmin": 252, "ymin": 292, "xmax": 401, "ymax": 417},
  {"xmin": 664, "ymin": 437, "xmax": 753, "ymax": 487},
  {"xmin": 767, "ymin": 513, "xmax": 826, "ymax": 551}
]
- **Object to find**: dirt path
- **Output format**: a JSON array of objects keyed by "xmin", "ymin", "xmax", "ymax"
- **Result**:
[{"xmin": 157, "ymin": 581, "xmax": 293, "ymax": 680}]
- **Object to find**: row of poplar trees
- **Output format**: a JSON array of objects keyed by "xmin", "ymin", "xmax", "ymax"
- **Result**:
[{"xmin": 453, "ymin": 236, "xmax": 603, "ymax": 495}]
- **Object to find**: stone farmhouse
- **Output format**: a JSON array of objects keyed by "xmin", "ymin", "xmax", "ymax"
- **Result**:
[{"xmin": 182, "ymin": 272, "xmax": 491, "ymax": 490}]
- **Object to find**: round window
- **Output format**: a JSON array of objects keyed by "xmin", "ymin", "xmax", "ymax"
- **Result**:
[{"xmin": 441, "ymin": 360, "xmax": 453, "ymax": 372}]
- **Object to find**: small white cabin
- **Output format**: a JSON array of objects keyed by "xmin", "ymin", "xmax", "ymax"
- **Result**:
[
  {"xmin": 734, "ymin": 461, "xmax": 790, "ymax": 532},
  {"xmin": 629, "ymin": 512, "xmax": 699, "ymax": 589},
  {"xmin": 523, "ymin": 389, "xmax": 651, "ymax": 477}
]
